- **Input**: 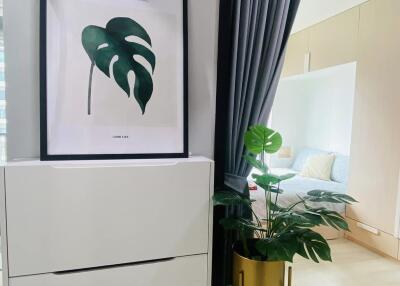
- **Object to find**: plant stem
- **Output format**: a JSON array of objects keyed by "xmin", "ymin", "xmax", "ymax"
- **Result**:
[
  {"xmin": 250, "ymin": 205, "xmax": 263, "ymax": 238},
  {"xmin": 274, "ymin": 184, "xmax": 280, "ymax": 207},
  {"xmin": 87, "ymin": 62, "xmax": 95, "ymax": 115},
  {"xmin": 273, "ymin": 183, "xmax": 280, "ymax": 216},
  {"xmin": 287, "ymin": 196, "xmax": 306, "ymax": 212},
  {"xmin": 252, "ymin": 209, "xmax": 262, "ymax": 227},
  {"xmin": 268, "ymin": 188, "xmax": 272, "ymax": 237},
  {"xmin": 261, "ymin": 143, "xmax": 269, "ymax": 237},
  {"xmin": 264, "ymin": 188, "xmax": 269, "ymax": 237}
]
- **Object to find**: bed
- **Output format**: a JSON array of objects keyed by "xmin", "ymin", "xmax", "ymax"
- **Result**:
[
  {"xmin": 250, "ymin": 167, "xmax": 347, "ymax": 218},
  {"xmin": 249, "ymin": 148, "xmax": 349, "ymax": 239}
]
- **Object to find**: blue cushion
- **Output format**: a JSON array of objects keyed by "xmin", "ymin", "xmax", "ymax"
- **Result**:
[
  {"xmin": 331, "ymin": 155, "xmax": 349, "ymax": 184},
  {"xmin": 291, "ymin": 148, "xmax": 329, "ymax": 171}
]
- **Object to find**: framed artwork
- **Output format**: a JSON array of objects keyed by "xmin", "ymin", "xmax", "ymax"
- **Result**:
[{"xmin": 40, "ymin": 0, "xmax": 188, "ymax": 160}]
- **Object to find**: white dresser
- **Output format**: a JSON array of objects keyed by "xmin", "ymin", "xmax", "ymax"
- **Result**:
[{"xmin": 0, "ymin": 157, "xmax": 214, "ymax": 286}]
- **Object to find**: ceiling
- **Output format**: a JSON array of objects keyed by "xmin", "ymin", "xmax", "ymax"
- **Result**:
[{"xmin": 292, "ymin": 0, "xmax": 369, "ymax": 33}]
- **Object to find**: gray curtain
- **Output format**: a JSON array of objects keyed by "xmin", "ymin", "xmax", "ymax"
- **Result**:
[
  {"xmin": 225, "ymin": 0, "xmax": 300, "ymax": 192},
  {"xmin": 219, "ymin": 1, "xmax": 300, "ymax": 285}
]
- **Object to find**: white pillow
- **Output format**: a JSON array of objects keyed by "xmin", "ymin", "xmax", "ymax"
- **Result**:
[{"xmin": 299, "ymin": 154, "xmax": 335, "ymax": 181}]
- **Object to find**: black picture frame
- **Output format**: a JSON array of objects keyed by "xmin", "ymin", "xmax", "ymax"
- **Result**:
[{"xmin": 39, "ymin": 0, "xmax": 189, "ymax": 161}]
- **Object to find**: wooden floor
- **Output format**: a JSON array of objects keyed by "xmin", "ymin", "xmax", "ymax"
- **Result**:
[{"xmin": 292, "ymin": 239, "xmax": 400, "ymax": 286}]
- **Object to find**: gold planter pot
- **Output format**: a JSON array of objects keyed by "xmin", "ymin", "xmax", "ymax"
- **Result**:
[{"xmin": 233, "ymin": 251, "xmax": 292, "ymax": 286}]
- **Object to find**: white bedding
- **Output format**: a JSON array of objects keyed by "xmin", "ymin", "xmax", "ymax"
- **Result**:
[{"xmin": 249, "ymin": 168, "xmax": 347, "ymax": 219}]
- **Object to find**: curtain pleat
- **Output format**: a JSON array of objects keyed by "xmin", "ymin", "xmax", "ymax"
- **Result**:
[
  {"xmin": 213, "ymin": 1, "xmax": 300, "ymax": 285},
  {"xmin": 225, "ymin": 0, "xmax": 299, "ymax": 184}
]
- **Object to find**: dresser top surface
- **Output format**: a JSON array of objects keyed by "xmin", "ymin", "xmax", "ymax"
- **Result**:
[{"xmin": 2, "ymin": 156, "xmax": 213, "ymax": 168}]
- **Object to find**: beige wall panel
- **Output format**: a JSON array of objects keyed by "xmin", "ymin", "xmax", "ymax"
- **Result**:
[
  {"xmin": 345, "ymin": 218, "xmax": 399, "ymax": 259},
  {"xmin": 347, "ymin": 0, "xmax": 400, "ymax": 235},
  {"xmin": 398, "ymin": 239, "xmax": 400, "ymax": 260}
]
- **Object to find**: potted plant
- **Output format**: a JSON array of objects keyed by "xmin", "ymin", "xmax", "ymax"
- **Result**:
[{"xmin": 214, "ymin": 125, "xmax": 357, "ymax": 286}]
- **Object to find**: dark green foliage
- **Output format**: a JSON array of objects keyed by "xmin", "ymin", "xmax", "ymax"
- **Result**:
[
  {"xmin": 213, "ymin": 125, "xmax": 357, "ymax": 263},
  {"xmin": 294, "ymin": 229, "xmax": 332, "ymax": 262},
  {"xmin": 254, "ymin": 229, "xmax": 331, "ymax": 263},
  {"xmin": 304, "ymin": 190, "xmax": 358, "ymax": 204},
  {"xmin": 213, "ymin": 191, "xmax": 253, "ymax": 207},
  {"xmin": 82, "ymin": 17, "xmax": 156, "ymax": 114}
]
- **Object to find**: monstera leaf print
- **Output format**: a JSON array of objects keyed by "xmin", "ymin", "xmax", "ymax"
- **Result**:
[{"xmin": 82, "ymin": 17, "xmax": 156, "ymax": 115}]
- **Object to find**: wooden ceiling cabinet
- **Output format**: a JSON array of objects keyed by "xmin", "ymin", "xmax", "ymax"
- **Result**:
[
  {"xmin": 281, "ymin": 29, "xmax": 309, "ymax": 77},
  {"xmin": 308, "ymin": 7, "xmax": 359, "ymax": 72}
]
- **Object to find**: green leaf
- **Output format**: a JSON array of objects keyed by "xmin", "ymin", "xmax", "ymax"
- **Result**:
[
  {"xmin": 252, "ymin": 173, "xmax": 293, "ymax": 193},
  {"xmin": 82, "ymin": 17, "xmax": 156, "ymax": 114},
  {"xmin": 254, "ymin": 229, "xmax": 332, "ymax": 263},
  {"xmin": 244, "ymin": 125, "xmax": 283, "ymax": 155},
  {"xmin": 213, "ymin": 191, "xmax": 252, "ymax": 207},
  {"xmin": 252, "ymin": 174, "xmax": 281, "ymax": 187},
  {"xmin": 305, "ymin": 190, "xmax": 358, "ymax": 204},
  {"xmin": 303, "ymin": 208, "xmax": 349, "ymax": 231},
  {"xmin": 255, "ymin": 236, "xmax": 298, "ymax": 262},
  {"xmin": 296, "ymin": 229, "xmax": 332, "ymax": 263},
  {"xmin": 274, "ymin": 173, "xmax": 296, "ymax": 181},
  {"xmin": 245, "ymin": 154, "xmax": 268, "ymax": 174},
  {"xmin": 273, "ymin": 211, "xmax": 316, "ymax": 229}
]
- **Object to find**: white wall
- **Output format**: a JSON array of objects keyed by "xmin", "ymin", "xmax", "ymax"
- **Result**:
[
  {"xmin": 270, "ymin": 62, "xmax": 357, "ymax": 167},
  {"xmin": 188, "ymin": 0, "xmax": 218, "ymax": 159},
  {"xmin": 4, "ymin": 0, "xmax": 218, "ymax": 160},
  {"xmin": 4, "ymin": 0, "xmax": 40, "ymax": 161}
]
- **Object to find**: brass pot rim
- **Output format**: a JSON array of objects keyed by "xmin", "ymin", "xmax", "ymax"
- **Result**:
[
  {"xmin": 233, "ymin": 249, "xmax": 285, "ymax": 265},
  {"xmin": 233, "ymin": 239, "xmax": 285, "ymax": 265}
]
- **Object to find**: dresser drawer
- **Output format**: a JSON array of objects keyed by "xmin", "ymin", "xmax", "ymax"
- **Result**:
[
  {"xmin": 4, "ymin": 159, "xmax": 212, "ymax": 276},
  {"xmin": 9, "ymin": 255, "xmax": 208, "ymax": 286}
]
